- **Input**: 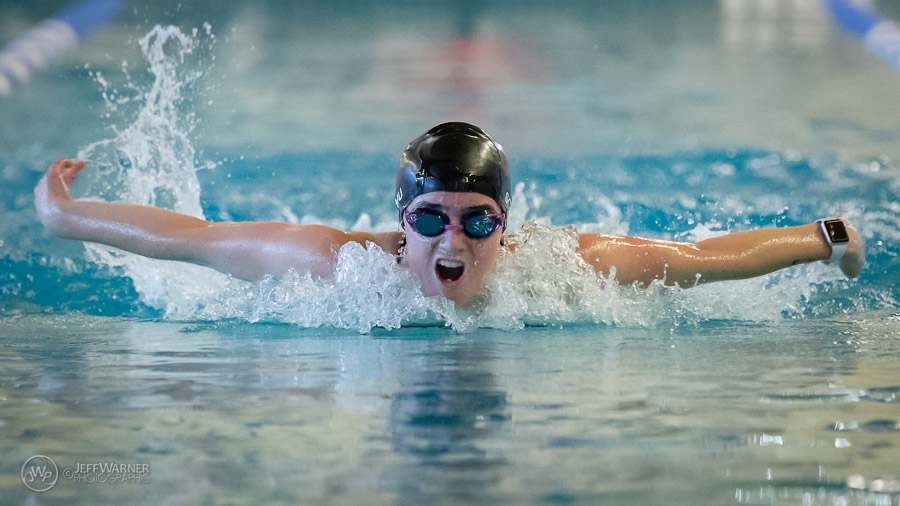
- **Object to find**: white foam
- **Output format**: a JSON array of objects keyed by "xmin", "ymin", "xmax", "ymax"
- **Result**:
[
  {"xmin": 189, "ymin": 220, "xmax": 839, "ymax": 332},
  {"xmin": 197, "ymin": 242, "xmax": 458, "ymax": 333}
]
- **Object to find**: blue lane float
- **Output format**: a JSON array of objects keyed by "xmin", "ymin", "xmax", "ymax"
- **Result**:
[
  {"xmin": 824, "ymin": 0, "xmax": 900, "ymax": 71},
  {"xmin": 0, "ymin": 0, "xmax": 121, "ymax": 97}
]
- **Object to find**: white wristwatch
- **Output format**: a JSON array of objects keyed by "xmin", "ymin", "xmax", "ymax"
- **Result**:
[{"xmin": 818, "ymin": 218, "xmax": 850, "ymax": 264}]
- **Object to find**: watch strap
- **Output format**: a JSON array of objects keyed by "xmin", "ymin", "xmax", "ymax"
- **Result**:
[{"xmin": 818, "ymin": 219, "xmax": 849, "ymax": 264}]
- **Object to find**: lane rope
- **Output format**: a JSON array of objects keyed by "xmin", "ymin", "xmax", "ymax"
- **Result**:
[
  {"xmin": 0, "ymin": 0, "xmax": 121, "ymax": 97},
  {"xmin": 824, "ymin": 0, "xmax": 900, "ymax": 71}
]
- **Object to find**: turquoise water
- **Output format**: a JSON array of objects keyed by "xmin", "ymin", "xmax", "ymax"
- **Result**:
[{"xmin": 2, "ymin": 0, "xmax": 900, "ymax": 504}]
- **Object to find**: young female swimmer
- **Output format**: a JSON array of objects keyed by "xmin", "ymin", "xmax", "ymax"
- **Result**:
[{"xmin": 35, "ymin": 122, "xmax": 864, "ymax": 308}]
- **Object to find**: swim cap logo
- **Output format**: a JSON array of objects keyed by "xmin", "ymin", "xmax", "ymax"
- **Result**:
[
  {"xmin": 21, "ymin": 455, "xmax": 58, "ymax": 492},
  {"xmin": 395, "ymin": 188, "xmax": 403, "ymax": 209}
]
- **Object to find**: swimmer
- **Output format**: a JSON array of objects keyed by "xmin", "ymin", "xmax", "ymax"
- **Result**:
[{"xmin": 34, "ymin": 122, "xmax": 864, "ymax": 307}]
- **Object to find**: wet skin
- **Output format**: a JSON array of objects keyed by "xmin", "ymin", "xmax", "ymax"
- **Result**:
[{"xmin": 400, "ymin": 192, "xmax": 504, "ymax": 307}]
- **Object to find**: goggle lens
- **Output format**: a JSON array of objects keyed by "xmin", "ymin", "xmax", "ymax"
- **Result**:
[
  {"xmin": 404, "ymin": 209, "xmax": 504, "ymax": 239},
  {"xmin": 411, "ymin": 212, "xmax": 446, "ymax": 236},
  {"xmin": 464, "ymin": 214, "xmax": 497, "ymax": 238}
]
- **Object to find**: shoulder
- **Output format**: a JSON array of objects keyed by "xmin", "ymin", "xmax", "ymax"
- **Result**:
[
  {"xmin": 353, "ymin": 230, "xmax": 404, "ymax": 255},
  {"xmin": 293, "ymin": 227, "xmax": 403, "ymax": 255},
  {"xmin": 236, "ymin": 224, "xmax": 403, "ymax": 255},
  {"xmin": 501, "ymin": 222, "xmax": 583, "ymax": 252}
]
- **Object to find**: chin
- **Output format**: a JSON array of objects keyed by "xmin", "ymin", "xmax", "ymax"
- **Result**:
[
  {"xmin": 440, "ymin": 286, "xmax": 484, "ymax": 309},
  {"xmin": 422, "ymin": 282, "xmax": 470, "ymax": 306},
  {"xmin": 433, "ymin": 271, "xmax": 491, "ymax": 308}
]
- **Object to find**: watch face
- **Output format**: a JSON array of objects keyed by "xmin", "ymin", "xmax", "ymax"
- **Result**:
[{"xmin": 824, "ymin": 219, "xmax": 850, "ymax": 243}]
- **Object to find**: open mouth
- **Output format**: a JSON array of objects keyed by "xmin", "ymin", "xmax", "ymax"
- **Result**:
[{"xmin": 436, "ymin": 259, "xmax": 465, "ymax": 283}]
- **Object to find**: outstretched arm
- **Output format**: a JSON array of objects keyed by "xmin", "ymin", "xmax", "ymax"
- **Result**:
[
  {"xmin": 577, "ymin": 221, "xmax": 864, "ymax": 287},
  {"xmin": 35, "ymin": 159, "xmax": 401, "ymax": 281}
]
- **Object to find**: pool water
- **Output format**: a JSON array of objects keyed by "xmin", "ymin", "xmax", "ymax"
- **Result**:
[{"xmin": 2, "ymin": 0, "xmax": 900, "ymax": 504}]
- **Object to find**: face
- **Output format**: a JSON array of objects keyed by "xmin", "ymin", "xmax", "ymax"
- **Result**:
[{"xmin": 401, "ymin": 192, "xmax": 505, "ymax": 307}]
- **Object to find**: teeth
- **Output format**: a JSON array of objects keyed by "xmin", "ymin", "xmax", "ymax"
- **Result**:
[{"xmin": 436, "ymin": 259, "xmax": 465, "ymax": 282}]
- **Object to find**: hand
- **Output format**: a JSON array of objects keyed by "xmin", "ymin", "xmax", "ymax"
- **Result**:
[
  {"xmin": 836, "ymin": 215, "xmax": 864, "ymax": 279},
  {"xmin": 34, "ymin": 158, "xmax": 86, "ymax": 232}
]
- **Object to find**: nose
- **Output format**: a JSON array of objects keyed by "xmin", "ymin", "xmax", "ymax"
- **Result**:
[{"xmin": 439, "ymin": 223, "xmax": 468, "ymax": 249}]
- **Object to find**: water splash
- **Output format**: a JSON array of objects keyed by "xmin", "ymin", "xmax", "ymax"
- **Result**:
[
  {"xmin": 76, "ymin": 24, "xmax": 213, "ymax": 213},
  {"xmin": 187, "ymin": 220, "xmax": 845, "ymax": 333},
  {"xmin": 197, "ymin": 242, "xmax": 461, "ymax": 333},
  {"xmin": 73, "ymin": 24, "xmax": 231, "ymax": 318}
]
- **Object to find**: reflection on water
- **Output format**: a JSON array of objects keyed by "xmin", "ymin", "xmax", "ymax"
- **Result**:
[
  {"xmin": 1, "ymin": 315, "xmax": 898, "ymax": 504},
  {"xmin": 385, "ymin": 341, "xmax": 510, "ymax": 503}
]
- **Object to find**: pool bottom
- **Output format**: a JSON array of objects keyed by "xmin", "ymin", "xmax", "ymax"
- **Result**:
[{"xmin": 2, "ymin": 313, "xmax": 898, "ymax": 505}]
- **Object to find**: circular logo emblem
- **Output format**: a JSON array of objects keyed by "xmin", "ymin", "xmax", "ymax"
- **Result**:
[{"xmin": 21, "ymin": 455, "xmax": 58, "ymax": 492}]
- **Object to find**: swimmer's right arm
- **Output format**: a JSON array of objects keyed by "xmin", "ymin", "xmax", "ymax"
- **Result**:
[{"xmin": 35, "ymin": 159, "xmax": 400, "ymax": 281}]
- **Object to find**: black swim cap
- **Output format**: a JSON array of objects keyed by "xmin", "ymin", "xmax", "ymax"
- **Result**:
[{"xmin": 395, "ymin": 122, "xmax": 511, "ymax": 224}]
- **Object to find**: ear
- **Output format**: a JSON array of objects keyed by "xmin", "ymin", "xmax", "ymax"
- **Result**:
[{"xmin": 397, "ymin": 234, "xmax": 407, "ymax": 258}]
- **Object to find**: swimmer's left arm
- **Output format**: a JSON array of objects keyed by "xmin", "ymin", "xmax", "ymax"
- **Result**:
[{"xmin": 577, "ymin": 220, "xmax": 864, "ymax": 287}]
